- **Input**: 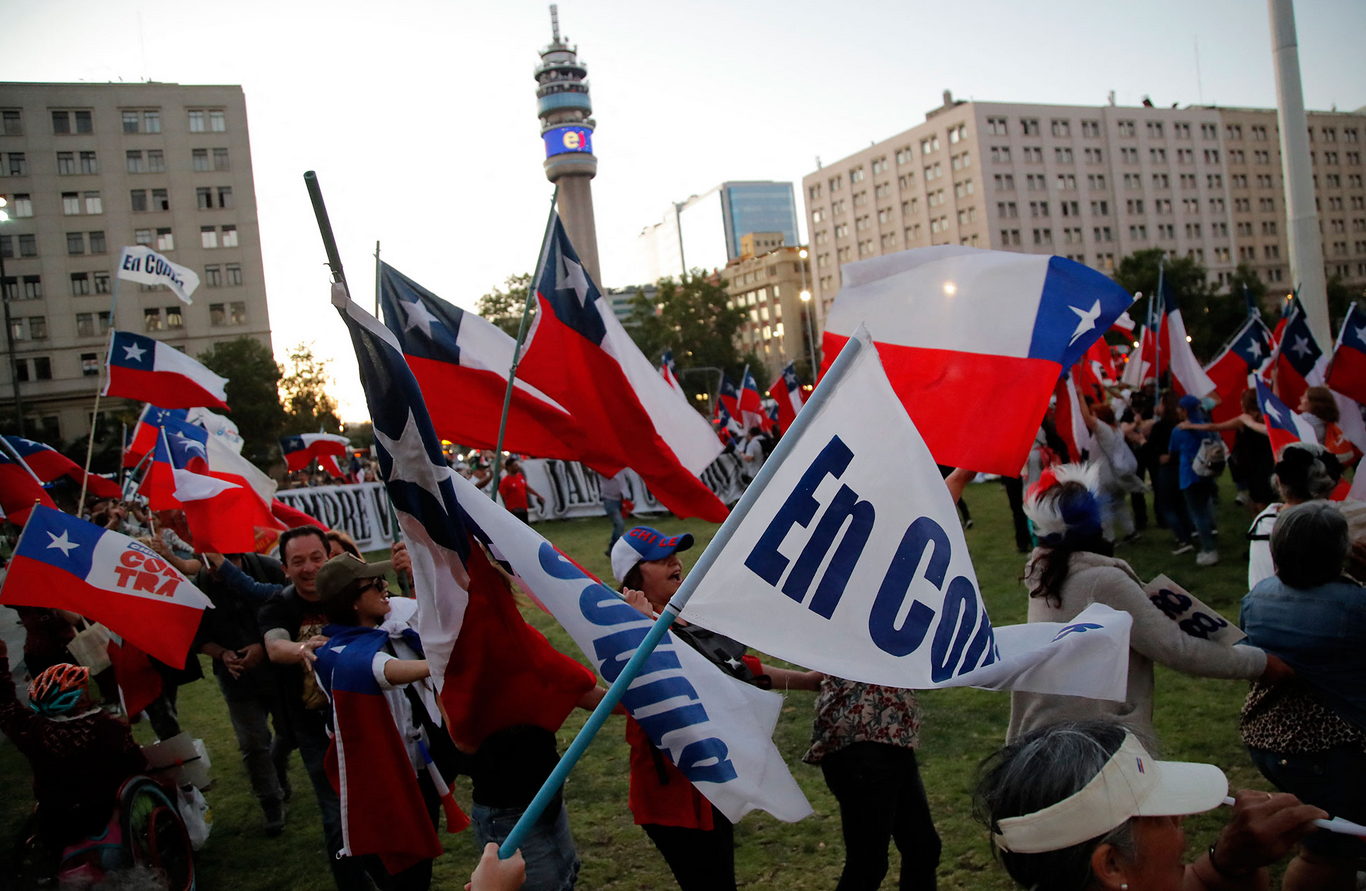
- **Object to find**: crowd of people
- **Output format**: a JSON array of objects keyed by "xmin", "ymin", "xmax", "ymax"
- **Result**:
[{"xmin": 2, "ymin": 376, "xmax": 1364, "ymax": 891}]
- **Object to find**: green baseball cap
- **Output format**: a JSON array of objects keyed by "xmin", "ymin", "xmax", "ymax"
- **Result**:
[{"xmin": 315, "ymin": 553, "xmax": 392, "ymax": 604}]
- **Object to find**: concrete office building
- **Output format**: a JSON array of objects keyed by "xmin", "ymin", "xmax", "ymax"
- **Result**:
[
  {"xmin": 0, "ymin": 81, "xmax": 272, "ymax": 443},
  {"xmin": 635, "ymin": 181, "xmax": 801, "ymax": 284},
  {"xmin": 802, "ymin": 90, "xmax": 1366, "ymax": 325},
  {"xmin": 720, "ymin": 232, "xmax": 814, "ymax": 381}
]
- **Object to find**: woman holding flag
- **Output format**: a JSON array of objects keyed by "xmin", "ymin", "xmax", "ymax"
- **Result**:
[{"xmin": 612, "ymin": 525, "xmax": 822, "ymax": 891}]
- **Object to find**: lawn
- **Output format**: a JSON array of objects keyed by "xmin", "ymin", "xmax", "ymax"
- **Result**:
[{"xmin": 0, "ymin": 478, "xmax": 1279, "ymax": 889}]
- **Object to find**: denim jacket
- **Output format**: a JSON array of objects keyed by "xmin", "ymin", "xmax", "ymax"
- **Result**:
[{"xmin": 1241, "ymin": 575, "xmax": 1366, "ymax": 733}]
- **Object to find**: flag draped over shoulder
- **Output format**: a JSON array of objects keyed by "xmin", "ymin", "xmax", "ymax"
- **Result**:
[
  {"xmin": 516, "ymin": 215, "xmax": 727, "ymax": 522},
  {"xmin": 820, "ymin": 246, "xmax": 1133, "ymax": 475},
  {"xmin": 3, "ymin": 436, "xmax": 121, "ymax": 498},
  {"xmin": 103, "ymin": 331, "xmax": 229, "ymax": 411},
  {"xmin": 377, "ymin": 262, "xmax": 605, "ymax": 466},
  {"xmin": 334, "ymin": 284, "xmax": 596, "ymax": 745},
  {"xmin": 683, "ymin": 328, "xmax": 1132, "ymax": 698},
  {"xmin": 0, "ymin": 505, "xmax": 212, "ymax": 666}
]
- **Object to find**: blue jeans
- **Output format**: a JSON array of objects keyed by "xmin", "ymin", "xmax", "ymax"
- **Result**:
[
  {"xmin": 1248, "ymin": 746, "xmax": 1366, "ymax": 858},
  {"xmin": 1181, "ymin": 479, "xmax": 1217, "ymax": 552},
  {"xmin": 471, "ymin": 800, "xmax": 580, "ymax": 891},
  {"xmin": 603, "ymin": 498, "xmax": 625, "ymax": 551}
]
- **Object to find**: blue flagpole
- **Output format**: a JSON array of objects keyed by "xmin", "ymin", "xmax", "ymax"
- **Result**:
[{"xmin": 496, "ymin": 332, "xmax": 869, "ymax": 859}]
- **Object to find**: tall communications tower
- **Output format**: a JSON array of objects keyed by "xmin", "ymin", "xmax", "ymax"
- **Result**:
[{"xmin": 535, "ymin": 4, "xmax": 602, "ymax": 286}]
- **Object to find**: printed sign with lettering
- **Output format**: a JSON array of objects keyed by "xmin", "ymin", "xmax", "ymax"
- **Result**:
[{"xmin": 1144, "ymin": 574, "xmax": 1246, "ymax": 646}]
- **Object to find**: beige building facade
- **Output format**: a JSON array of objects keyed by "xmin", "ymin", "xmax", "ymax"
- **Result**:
[
  {"xmin": 0, "ymin": 81, "xmax": 271, "ymax": 443},
  {"xmin": 803, "ymin": 91, "xmax": 1366, "ymax": 325},
  {"xmin": 720, "ymin": 234, "xmax": 814, "ymax": 380}
]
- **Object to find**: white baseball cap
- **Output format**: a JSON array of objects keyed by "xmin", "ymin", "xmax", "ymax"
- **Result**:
[
  {"xmin": 993, "ymin": 733, "xmax": 1228, "ymax": 854},
  {"xmin": 610, "ymin": 526, "xmax": 694, "ymax": 583}
]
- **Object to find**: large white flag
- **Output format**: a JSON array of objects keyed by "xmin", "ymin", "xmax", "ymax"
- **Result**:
[
  {"xmin": 453, "ymin": 476, "xmax": 812, "ymax": 824},
  {"xmin": 681, "ymin": 328, "xmax": 1131, "ymax": 699},
  {"xmin": 117, "ymin": 245, "xmax": 201, "ymax": 305}
]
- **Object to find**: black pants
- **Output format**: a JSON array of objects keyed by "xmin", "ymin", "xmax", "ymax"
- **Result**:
[
  {"xmin": 1002, "ymin": 476, "xmax": 1030, "ymax": 552},
  {"xmin": 642, "ymin": 806, "xmax": 736, "ymax": 891},
  {"xmin": 820, "ymin": 742, "xmax": 941, "ymax": 891}
]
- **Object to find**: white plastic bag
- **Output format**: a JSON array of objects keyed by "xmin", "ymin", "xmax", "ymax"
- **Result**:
[{"xmin": 176, "ymin": 783, "xmax": 212, "ymax": 851}]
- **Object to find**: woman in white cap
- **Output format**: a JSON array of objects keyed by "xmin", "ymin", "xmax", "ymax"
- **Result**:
[
  {"xmin": 611, "ymin": 525, "xmax": 821, "ymax": 891},
  {"xmin": 975, "ymin": 720, "xmax": 1325, "ymax": 891}
]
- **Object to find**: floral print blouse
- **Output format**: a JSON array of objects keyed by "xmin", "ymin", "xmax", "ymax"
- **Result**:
[{"xmin": 803, "ymin": 675, "xmax": 923, "ymax": 765}]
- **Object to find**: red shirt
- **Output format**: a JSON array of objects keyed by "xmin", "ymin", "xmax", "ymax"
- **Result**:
[{"xmin": 498, "ymin": 472, "xmax": 529, "ymax": 511}]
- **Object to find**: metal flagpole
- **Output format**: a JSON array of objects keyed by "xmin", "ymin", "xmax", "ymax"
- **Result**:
[
  {"xmin": 489, "ymin": 187, "xmax": 559, "ymax": 501},
  {"xmin": 374, "ymin": 240, "xmax": 381, "ymax": 317},
  {"xmin": 497, "ymin": 333, "xmax": 868, "ymax": 858},
  {"xmin": 1153, "ymin": 260, "xmax": 1165, "ymax": 394}
]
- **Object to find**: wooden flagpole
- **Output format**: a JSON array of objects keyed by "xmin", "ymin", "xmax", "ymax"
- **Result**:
[{"xmin": 78, "ymin": 279, "xmax": 119, "ymax": 513}]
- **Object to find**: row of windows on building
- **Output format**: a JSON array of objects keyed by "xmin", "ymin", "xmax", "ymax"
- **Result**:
[
  {"xmin": 3, "ymin": 301, "xmax": 249, "ymax": 353},
  {"xmin": 0, "ymin": 261, "xmax": 244, "ymax": 300},
  {"xmin": 4, "ymin": 185, "xmax": 233, "ymax": 222},
  {"xmin": 987, "ymin": 116, "xmax": 1360, "ymax": 146},
  {"xmin": 0, "ymin": 147, "xmax": 231, "ymax": 177},
  {"xmin": 0, "ymin": 108, "xmax": 227, "ymax": 137},
  {"xmin": 2, "ymin": 220, "xmax": 239, "ymax": 258}
]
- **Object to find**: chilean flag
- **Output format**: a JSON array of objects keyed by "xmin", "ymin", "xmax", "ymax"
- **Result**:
[
  {"xmin": 516, "ymin": 214, "xmax": 727, "ymax": 522},
  {"xmin": 314, "ymin": 625, "xmax": 446, "ymax": 874},
  {"xmin": 124, "ymin": 405, "xmax": 193, "ymax": 469},
  {"xmin": 1120, "ymin": 325, "xmax": 1155, "ymax": 389},
  {"xmin": 103, "ymin": 331, "xmax": 230, "ymax": 411},
  {"xmin": 0, "ymin": 447, "xmax": 57, "ymax": 524},
  {"xmin": 1255, "ymin": 377, "xmax": 1319, "ymax": 458},
  {"xmin": 107, "ymin": 631, "xmax": 163, "ymax": 717},
  {"xmin": 1270, "ymin": 298, "xmax": 1325, "ymax": 409},
  {"xmin": 0, "ymin": 505, "xmax": 212, "ymax": 666},
  {"xmin": 1204, "ymin": 316, "xmax": 1274, "ymax": 446},
  {"xmin": 170, "ymin": 432, "xmax": 284, "ymax": 554},
  {"xmin": 717, "ymin": 373, "xmax": 741, "ymax": 423},
  {"xmin": 661, "ymin": 350, "xmax": 685, "ymax": 398},
  {"xmin": 335, "ymin": 283, "xmax": 598, "ymax": 747},
  {"xmin": 272, "ymin": 498, "xmax": 328, "ymax": 530},
  {"xmin": 1054, "ymin": 370, "xmax": 1094, "ymax": 463},
  {"xmin": 1327, "ymin": 303, "xmax": 1366, "ymax": 405},
  {"xmin": 767, "ymin": 363, "xmax": 806, "ymax": 431},
  {"xmin": 1155, "ymin": 273, "xmax": 1217, "ymax": 398},
  {"xmin": 821, "ymin": 246, "xmax": 1133, "ymax": 475},
  {"xmin": 140, "ymin": 429, "xmax": 209, "ymax": 510},
  {"xmin": 738, "ymin": 367, "xmax": 768, "ymax": 432},
  {"xmin": 378, "ymin": 262, "xmax": 609, "ymax": 468},
  {"xmin": 280, "ymin": 433, "xmax": 351, "ymax": 472},
  {"xmin": 3, "ymin": 436, "xmax": 121, "ymax": 499}
]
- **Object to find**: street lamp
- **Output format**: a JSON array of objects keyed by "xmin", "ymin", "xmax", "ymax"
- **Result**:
[
  {"xmin": 799, "ymin": 289, "xmax": 818, "ymax": 378},
  {"xmin": 0, "ymin": 197, "xmax": 22, "ymax": 436}
]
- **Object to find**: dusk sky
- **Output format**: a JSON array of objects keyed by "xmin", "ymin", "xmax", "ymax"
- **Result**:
[{"xmin": 5, "ymin": 0, "xmax": 1363, "ymax": 418}]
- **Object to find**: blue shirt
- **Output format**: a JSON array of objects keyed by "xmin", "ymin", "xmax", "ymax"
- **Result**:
[
  {"xmin": 1241, "ymin": 575, "xmax": 1366, "ymax": 734},
  {"xmin": 1168, "ymin": 426, "xmax": 1210, "ymax": 489}
]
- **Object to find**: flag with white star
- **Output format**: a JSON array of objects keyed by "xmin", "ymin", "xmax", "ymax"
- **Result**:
[
  {"xmin": 0, "ymin": 504, "xmax": 212, "ymax": 665},
  {"xmin": 3, "ymin": 435, "xmax": 122, "ymax": 499},
  {"xmin": 1269, "ymin": 297, "xmax": 1327, "ymax": 409},
  {"xmin": 1328, "ymin": 303, "xmax": 1366, "ymax": 405},
  {"xmin": 103, "ymin": 330, "xmax": 230, "ymax": 411},
  {"xmin": 766, "ymin": 362, "xmax": 806, "ymax": 431},
  {"xmin": 821, "ymin": 245, "xmax": 1134, "ymax": 475},
  {"xmin": 0, "ymin": 442, "xmax": 56, "ymax": 524},
  {"xmin": 1155, "ymin": 272, "xmax": 1218, "ymax": 398},
  {"xmin": 517, "ymin": 214, "xmax": 727, "ymax": 522},
  {"xmin": 1203, "ymin": 315, "xmax": 1276, "ymax": 441},
  {"xmin": 1254, "ymin": 377, "xmax": 1319, "ymax": 457}
]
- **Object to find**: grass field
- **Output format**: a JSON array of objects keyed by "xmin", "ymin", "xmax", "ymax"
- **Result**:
[{"xmin": 0, "ymin": 478, "xmax": 1283, "ymax": 889}]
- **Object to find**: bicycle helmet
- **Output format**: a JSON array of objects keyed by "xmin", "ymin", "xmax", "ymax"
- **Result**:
[{"xmin": 28, "ymin": 663, "xmax": 90, "ymax": 717}]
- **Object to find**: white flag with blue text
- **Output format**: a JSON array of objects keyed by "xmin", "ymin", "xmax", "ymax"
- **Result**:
[
  {"xmin": 680, "ymin": 327, "xmax": 1131, "ymax": 700},
  {"xmin": 116, "ymin": 245, "xmax": 201, "ymax": 305}
]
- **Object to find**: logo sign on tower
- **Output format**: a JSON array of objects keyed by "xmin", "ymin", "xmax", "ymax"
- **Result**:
[{"xmin": 544, "ymin": 126, "xmax": 593, "ymax": 158}]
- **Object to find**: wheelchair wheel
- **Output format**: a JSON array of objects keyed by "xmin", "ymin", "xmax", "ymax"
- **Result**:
[{"xmin": 119, "ymin": 777, "xmax": 196, "ymax": 891}]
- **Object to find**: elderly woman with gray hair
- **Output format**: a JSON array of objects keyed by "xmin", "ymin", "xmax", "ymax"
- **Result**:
[
  {"xmin": 1241, "ymin": 501, "xmax": 1366, "ymax": 890},
  {"xmin": 975, "ymin": 720, "xmax": 1325, "ymax": 891}
]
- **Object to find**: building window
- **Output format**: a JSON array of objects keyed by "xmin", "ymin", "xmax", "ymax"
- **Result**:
[
  {"xmin": 147, "ymin": 150, "xmax": 165, "ymax": 172},
  {"xmin": 226, "ymin": 263, "xmax": 242, "ymax": 286},
  {"xmin": 94, "ymin": 271, "xmax": 110, "ymax": 294},
  {"xmin": 18, "ymin": 233, "xmax": 37, "ymax": 256},
  {"xmin": 122, "ymin": 111, "xmax": 139, "ymax": 134},
  {"xmin": 156, "ymin": 228, "xmax": 174, "ymax": 251},
  {"xmin": 144, "ymin": 308, "xmax": 164, "ymax": 332},
  {"xmin": 130, "ymin": 189, "xmax": 148, "ymax": 212},
  {"xmin": 204, "ymin": 264, "xmax": 222, "ymax": 287},
  {"xmin": 7, "ymin": 152, "xmax": 26, "ymax": 176},
  {"xmin": 152, "ymin": 188, "xmax": 168, "ymax": 211},
  {"xmin": 71, "ymin": 273, "xmax": 90, "ymax": 296},
  {"xmin": 987, "ymin": 117, "xmax": 1008, "ymax": 136},
  {"xmin": 201, "ymin": 226, "xmax": 219, "ymax": 249},
  {"xmin": 217, "ymin": 187, "xmax": 233, "ymax": 208},
  {"xmin": 81, "ymin": 353, "xmax": 99, "ymax": 376},
  {"xmin": 0, "ymin": 276, "xmax": 13, "ymax": 299},
  {"xmin": 209, "ymin": 110, "xmax": 226, "ymax": 132},
  {"xmin": 213, "ymin": 148, "xmax": 229, "ymax": 170},
  {"xmin": 66, "ymin": 232, "xmax": 85, "ymax": 255},
  {"xmin": 1021, "ymin": 118, "xmax": 1040, "ymax": 136},
  {"xmin": 126, "ymin": 150, "xmax": 145, "ymax": 173},
  {"xmin": 85, "ymin": 230, "xmax": 105, "ymax": 254},
  {"xmin": 52, "ymin": 110, "xmax": 70, "ymax": 133},
  {"xmin": 57, "ymin": 151, "xmax": 75, "ymax": 174},
  {"xmin": 192, "ymin": 148, "xmax": 210, "ymax": 172},
  {"xmin": 63, "ymin": 192, "xmax": 80, "ymax": 215},
  {"xmin": 27, "ymin": 316, "xmax": 46, "ymax": 339},
  {"xmin": 76, "ymin": 311, "xmax": 95, "ymax": 335},
  {"xmin": 81, "ymin": 191, "xmax": 101, "ymax": 214},
  {"xmin": 79, "ymin": 151, "xmax": 97, "ymax": 174},
  {"xmin": 209, "ymin": 302, "xmax": 227, "ymax": 325},
  {"xmin": 166, "ymin": 306, "xmax": 183, "ymax": 328},
  {"xmin": 144, "ymin": 110, "xmax": 161, "ymax": 133},
  {"xmin": 1, "ymin": 110, "xmax": 20, "ymax": 135},
  {"xmin": 188, "ymin": 110, "xmax": 205, "ymax": 132},
  {"xmin": 1147, "ymin": 121, "xmax": 1164, "ymax": 138},
  {"xmin": 33, "ymin": 357, "xmax": 51, "ymax": 380}
]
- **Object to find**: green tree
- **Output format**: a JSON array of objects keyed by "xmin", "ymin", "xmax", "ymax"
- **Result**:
[
  {"xmin": 627, "ymin": 272, "xmax": 747, "ymax": 412},
  {"xmin": 1114, "ymin": 248, "xmax": 1240, "ymax": 361},
  {"xmin": 1224, "ymin": 263, "xmax": 1270, "ymax": 319},
  {"xmin": 476, "ymin": 273, "xmax": 534, "ymax": 337},
  {"xmin": 197, "ymin": 336, "xmax": 285, "ymax": 466},
  {"xmin": 280, "ymin": 342, "xmax": 342, "ymax": 438}
]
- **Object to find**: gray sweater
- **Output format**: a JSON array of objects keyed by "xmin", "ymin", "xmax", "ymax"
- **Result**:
[{"xmin": 1007, "ymin": 549, "xmax": 1266, "ymax": 741}]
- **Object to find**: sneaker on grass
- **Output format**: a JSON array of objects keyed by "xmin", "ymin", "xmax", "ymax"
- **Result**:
[
  {"xmin": 1171, "ymin": 542, "xmax": 1195, "ymax": 555},
  {"xmin": 1196, "ymin": 549, "xmax": 1220, "ymax": 566}
]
